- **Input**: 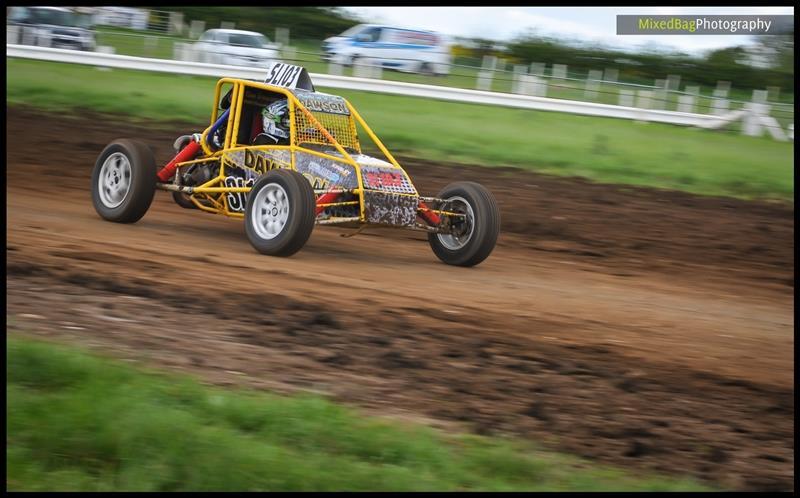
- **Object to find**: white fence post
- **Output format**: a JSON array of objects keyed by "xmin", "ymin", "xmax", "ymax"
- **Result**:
[
  {"xmin": 21, "ymin": 27, "xmax": 37, "ymax": 46},
  {"xmin": 603, "ymin": 67, "xmax": 618, "ymax": 83},
  {"xmin": 679, "ymin": 85, "xmax": 699, "ymax": 113},
  {"xmin": 7, "ymin": 26, "xmax": 20, "ymax": 45},
  {"xmin": 95, "ymin": 45, "xmax": 115, "ymax": 71},
  {"xmin": 677, "ymin": 95, "xmax": 696, "ymax": 113},
  {"xmin": 168, "ymin": 12, "xmax": 184, "ymax": 36},
  {"xmin": 371, "ymin": 58, "xmax": 382, "ymax": 79},
  {"xmin": 636, "ymin": 90, "xmax": 653, "ymax": 122},
  {"xmin": 173, "ymin": 42, "xmax": 192, "ymax": 62},
  {"xmin": 354, "ymin": 58, "xmax": 381, "ymax": 79},
  {"xmin": 551, "ymin": 64, "xmax": 567, "ymax": 80},
  {"xmin": 476, "ymin": 71, "xmax": 492, "ymax": 91},
  {"xmin": 275, "ymin": 27, "xmax": 290, "ymax": 47},
  {"xmin": 653, "ymin": 79, "xmax": 667, "ymax": 110},
  {"xmin": 742, "ymin": 102, "xmax": 766, "ymax": 137},
  {"xmin": 518, "ymin": 74, "xmax": 546, "ymax": 97},
  {"xmin": 35, "ymin": 33, "xmax": 52, "ymax": 48},
  {"xmin": 281, "ymin": 45, "xmax": 297, "ymax": 63},
  {"xmin": 476, "ymin": 55, "xmax": 496, "ymax": 91},
  {"xmin": 619, "ymin": 89, "xmax": 634, "ymax": 107},
  {"xmin": 666, "ymin": 74, "xmax": 681, "ymax": 92},
  {"xmin": 715, "ymin": 80, "xmax": 731, "ymax": 98},
  {"xmin": 531, "ymin": 75, "xmax": 546, "ymax": 97},
  {"xmin": 512, "ymin": 65, "xmax": 526, "ymax": 94},
  {"xmin": 220, "ymin": 21, "xmax": 235, "ymax": 30},
  {"xmin": 711, "ymin": 88, "xmax": 730, "ymax": 116},
  {"xmin": 742, "ymin": 90, "xmax": 788, "ymax": 141},
  {"xmin": 585, "ymin": 69, "xmax": 602, "ymax": 100},
  {"xmin": 529, "ymin": 62, "xmax": 545, "ymax": 77},
  {"xmin": 189, "ymin": 20, "xmax": 206, "ymax": 39},
  {"xmin": 328, "ymin": 61, "xmax": 343, "ymax": 76}
]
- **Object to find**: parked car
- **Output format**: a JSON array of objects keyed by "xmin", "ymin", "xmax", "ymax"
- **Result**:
[
  {"xmin": 193, "ymin": 29, "xmax": 280, "ymax": 67},
  {"xmin": 7, "ymin": 6, "xmax": 96, "ymax": 51},
  {"xmin": 322, "ymin": 24, "xmax": 452, "ymax": 76}
]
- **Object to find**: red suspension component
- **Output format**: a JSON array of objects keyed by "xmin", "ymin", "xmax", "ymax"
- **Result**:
[
  {"xmin": 156, "ymin": 140, "xmax": 202, "ymax": 182},
  {"xmin": 315, "ymin": 192, "xmax": 340, "ymax": 216},
  {"xmin": 418, "ymin": 201, "xmax": 441, "ymax": 226}
]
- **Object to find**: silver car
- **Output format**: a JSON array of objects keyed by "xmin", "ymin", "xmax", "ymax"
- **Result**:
[
  {"xmin": 193, "ymin": 29, "xmax": 280, "ymax": 67},
  {"xmin": 8, "ymin": 6, "xmax": 96, "ymax": 51}
]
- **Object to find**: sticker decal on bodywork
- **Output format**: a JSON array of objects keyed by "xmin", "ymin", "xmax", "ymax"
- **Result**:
[
  {"xmin": 292, "ymin": 89, "xmax": 350, "ymax": 115},
  {"xmin": 221, "ymin": 165, "xmax": 260, "ymax": 212},
  {"xmin": 360, "ymin": 165, "xmax": 417, "ymax": 194},
  {"xmin": 363, "ymin": 191, "xmax": 419, "ymax": 227},
  {"xmin": 294, "ymin": 152, "xmax": 358, "ymax": 190},
  {"xmin": 223, "ymin": 149, "xmax": 291, "ymax": 175}
]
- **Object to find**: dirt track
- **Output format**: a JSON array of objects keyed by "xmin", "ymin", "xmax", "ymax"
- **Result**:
[{"xmin": 5, "ymin": 107, "xmax": 795, "ymax": 491}]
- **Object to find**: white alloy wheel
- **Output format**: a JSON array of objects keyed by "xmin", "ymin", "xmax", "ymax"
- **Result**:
[
  {"xmin": 251, "ymin": 183, "xmax": 290, "ymax": 240},
  {"xmin": 97, "ymin": 152, "xmax": 132, "ymax": 209}
]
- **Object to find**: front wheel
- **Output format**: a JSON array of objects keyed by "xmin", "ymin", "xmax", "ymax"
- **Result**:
[
  {"xmin": 428, "ymin": 181, "xmax": 500, "ymax": 267},
  {"xmin": 244, "ymin": 169, "xmax": 316, "ymax": 257},
  {"xmin": 91, "ymin": 139, "xmax": 156, "ymax": 223}
]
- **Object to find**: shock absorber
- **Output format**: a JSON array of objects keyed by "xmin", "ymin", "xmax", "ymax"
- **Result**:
[{"xmin": 156, "ymin": 109, "xmax": 230, "ymax": 183}]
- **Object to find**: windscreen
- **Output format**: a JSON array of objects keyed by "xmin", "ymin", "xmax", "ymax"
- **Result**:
[
  {"xmin": 32, "ymin": 9, "xmax": 92, "ymax": 28},
  {"xmin": 228, "ymin": 33, "xmax": 267, "ymax": 48},
  {"xmin": 339, "ymin": 24, "xmax": 366, "ymax": 37}
]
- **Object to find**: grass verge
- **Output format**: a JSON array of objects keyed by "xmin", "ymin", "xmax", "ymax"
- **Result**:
[
  {"xmin": 6, "ymin": 58, "xmax": 793, "ymax": 201},
  {"xmin": 6, "ymin": 335, "xmax": 712, "ymax": 491}
]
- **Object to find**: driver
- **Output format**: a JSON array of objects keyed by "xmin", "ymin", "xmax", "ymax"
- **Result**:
[
  {"xmin": 208, "ymin": 98, "xmax": 290, "ymax": 149},
  {"xmin": 253, "ymin": 99, "xmax": 290, "ymax": 145}
]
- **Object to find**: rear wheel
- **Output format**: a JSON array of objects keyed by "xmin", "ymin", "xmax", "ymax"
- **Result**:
[
  {"xmin": 244, "ymin": 169, "xmax": 316, "ymax": 257},
  {"xmin": 428, "ymin": 181, "xmax": 500, "ymax": 267},
  {"xmin": 91, "ymin": 139, "xmax": 156, "ymax": 223},
  {"xmin": 419, "ymin": 62, "xmax": 434, "ymax": 76}
]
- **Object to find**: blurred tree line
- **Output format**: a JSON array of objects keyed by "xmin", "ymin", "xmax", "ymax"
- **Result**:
[
  {"xmin": 161, "ymin": 6, "xmax": 361, "ymax": 41},
  {"xmin": 504, "ymin": 32, "xmax": 794, "ymax": 93}
]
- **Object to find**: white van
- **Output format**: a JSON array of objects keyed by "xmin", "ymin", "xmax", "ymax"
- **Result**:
[{"xmin": 322, "ymin": 24, "xmax": 452, "ymax": 76}]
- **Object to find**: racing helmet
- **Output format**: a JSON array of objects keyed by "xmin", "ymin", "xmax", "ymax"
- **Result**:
[{"xmin": 260, "ymin": 99, "xmax": 290, "ymax": 143}]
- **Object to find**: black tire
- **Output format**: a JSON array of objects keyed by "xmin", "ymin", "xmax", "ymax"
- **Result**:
[
  {"xmin": 244, "ymin": 169, "xmax": 316, "ymax": 257},
  {"xmin": 419, "ymin": 62, "xmax": 434, "ymax": 76},
  {"xmin": 172, "ymin": 191, "xmax": 197, "ymax": 209},
  {"xmin": 428, "ymin": 181, "xmax": 500, "ymax": 267},
  {"xmin": 91, "ymin": 139, "xmax": 157, "ymax": 223}
]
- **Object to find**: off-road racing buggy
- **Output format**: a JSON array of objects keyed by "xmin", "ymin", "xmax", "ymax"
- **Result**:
[{"xmin": 91, "ymin": 63, "xmax": 500, "ymax": 266}]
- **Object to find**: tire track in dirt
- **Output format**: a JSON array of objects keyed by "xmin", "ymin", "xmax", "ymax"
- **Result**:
[{"xmin": 6, "ymin": 106, "xmax": 795, "ymax": 490}]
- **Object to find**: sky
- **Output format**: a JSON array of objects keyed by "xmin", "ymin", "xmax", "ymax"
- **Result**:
[{"xmin": 341, "ymin": 7, "xmax": 794, "ymax": 55}]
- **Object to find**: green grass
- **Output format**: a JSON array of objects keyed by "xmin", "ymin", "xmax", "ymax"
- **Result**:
[
  {"xmin": 6, "ymin": 335, "xmax": 713, "ymax": 491},
  {"xmin": 95, "ymin": 26, "xmax": 183, "ymax": 61},
  {"xmin": 6, "ymin": 58, "xmax": 794, "ymax": 200}
]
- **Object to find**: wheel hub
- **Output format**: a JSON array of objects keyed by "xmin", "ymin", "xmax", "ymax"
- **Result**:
[
  {"xmin": 251, "ymin": 183, "xmax": 290, "ymax": 240},
  {"xmin": 98, "ymin": 152, "xmax": 132, "ymax": 209},
  {"xmin": 436, "ymin": 196, "xmax": 475, "ymax": 250}
]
